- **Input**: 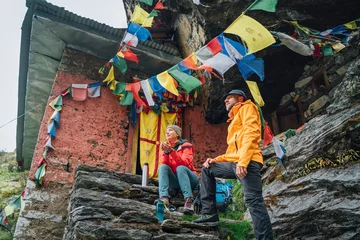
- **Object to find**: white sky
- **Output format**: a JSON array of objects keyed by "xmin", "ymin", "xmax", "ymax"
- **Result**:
[{"xmin": 0, "ymin": 0, "xmax": 127, "ymax": 152}]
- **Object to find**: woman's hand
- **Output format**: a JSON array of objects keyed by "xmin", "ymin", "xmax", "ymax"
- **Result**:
[{"xmin": 161, "ymin": 142, "xmax": 173, "ymax": 153}]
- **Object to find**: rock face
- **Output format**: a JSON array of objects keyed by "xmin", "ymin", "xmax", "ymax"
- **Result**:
[
  {"xmin": 256, "ymin": 51, "xmax": 360, "ymax": 239},
  {"xmin": 63, "ymin": 165, "xmax": 221, "ymax": 240}
]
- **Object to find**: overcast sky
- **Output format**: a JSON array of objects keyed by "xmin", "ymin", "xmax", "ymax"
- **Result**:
[{"xmin": 0, "ymin": 0, "xmax": 127, "ymax": 152}]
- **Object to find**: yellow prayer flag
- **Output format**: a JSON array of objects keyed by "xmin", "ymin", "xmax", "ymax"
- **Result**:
[
  {"xmin": 224, "ymin": 14, "xmax": 275, "ymax": 55},
  {"xmin": 116, "ymin": 51, "xmax": 125, "ymax": 58},
  {"xmin": 130, "ymin": 5, "xmax": 154, "ymax": 28},
  {"xmin": 246, "ymin": 80, "xmax": 265, "ymax": 107},
  {"xmin": 332, "ymin": 42, "xmax": 346, "ymax": 52},
  {"xmin": 156, "ymin": 71, "xmax": 179, "ymax": 96},
  {"xmin": 291, "ymin": 21, "xmax": 311, "ymax": 35},
  {"xmin": 344, "ymin": 21, "xmax": 357, "ymax": 30},
  {"xmin": 103, "ymin": 66, "xmax": 115, "ymax": 84},
  {"xmin": 109, "ymin": 80, "xmax": 118, "ymax": 91}
]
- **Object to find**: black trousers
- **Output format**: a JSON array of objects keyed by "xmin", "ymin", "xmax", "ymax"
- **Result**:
[{"xmin": 199, "ymin": 161, "xmax": 273, "ymax": 240}]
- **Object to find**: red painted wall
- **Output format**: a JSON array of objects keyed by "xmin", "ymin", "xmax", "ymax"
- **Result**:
[
  {"xmin": 183, "ymin": 106, "xmax": 229, "ymax": 172},
  {"xmin": 29, "ymin": 71, "xmax": 129, "ymax": 184}
]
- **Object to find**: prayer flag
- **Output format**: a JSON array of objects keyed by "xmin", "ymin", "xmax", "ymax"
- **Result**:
[
  {"xmin": 237, "ymin": 58, "xmax": 264, "ymax": 80},
  {"xmin": 123, "ymin": 32, "xmax": 139, "ymax": 47},
  {"xmin": 47, "ymin": 122, "xmax": 56, "ymax": 138},
  {"xmin": 273, "ymin": 137, "xmax": 286, "ymax": 160},
  {"xmin": 130, "ymin": 5, "xmax": 154, "ymax": 28},
  {"xmin": 140, "ymin": 80, "xmax": 155, "ymax": 106},
  {"xmin": 109, "ymin": 80, "xmax": 118, "ymax": 91},
  {"xmin": 246, "ymin": 80, "xmax": 265, "ymax": 106},
  {"xmin": 121, "ymin": 48, "xmax": 139, "ymax": 63},
  {"xmin": 198, "ymin": 52, "xmax": 236, "ymax": 76},
  {"xmin": 275, "ymin": 32, "xmax": 313, "ymax": 56},
  {"xmin": 139, "ymin": 0, "xmax": 153, "ymax": 6},
  {"xmin": 206, "ymin": 37, "xmax": 222, "ymax": 56},
  {"xmin": 154, "ymin": 0, "xmax": 165, "ymax": 10},
  {"xmin": 35, "ymin": 162, "xmax": 46, "ymax": 185},
  {"xmin": 148, "ymin": 76, "xmax": 167, "ymax": 99},
  {"xmin": 113, "ymin": 81, "xmax": 126, "ymax": 95},
  {"xmin": 156, "ymin": 71, "xmax": 179, "ymax": 96},
  {"xmin": 4, "ymin": 206, "xmax": 15, "ymax": 216},
  {"xmin": 49, "ymin": 95, "xmax": 63, "ymax": 111},
  {"xmin": 126, "ymin": 82, "xmax": 147, "ymax": 106},
  {"xmin": 291, "ymin": 21, "xmax": 311, "ymax": 35},
  {"xmin": 178, "ymin": 62, "xmax": 191, "ymax": 75},
  {"xmin": 45, "ymin": 135, "xmax": 55, "ymax": 150},
  {"xmin": 120, "ymin": 91, "xmax": 134, "ymax": 105},
  {"xmin": 127, "ymin": 22, "xmax": 151, "ymax": 42},
  {"xmin": 262, "ymin": 123, "xmax": 273, "ymax": 147},
  {"xmin": 103, "ymin": 65, "xmax": 116, "ymax": 83},
  {"xmin": 148, "ymin": 10, "xmax": 158, "ymax": 18},
  {"xmin": 196, "ymin": 46, "xmax": 213, "ymax": 62},
  {"xmin": 344, "ymin": 20, "xmax": 357, "ymax": 29},
  {"xmin": 72, "ymin": 84, "xmax": 88, "ymax": 101},
  {"xmin": 247, "ymin": 0, "xmax": 278, "ymax": 12},
  {"xmin": 88, "ymin": 82, "xmax": 101, "ymax": 98},
  {"xmin": 168, "ymin": 65, "xmax": 202, "ymax": 93},
  {"xmin": 222, "ymin": 37, "xmax": 244, "ymax": 61},
  {"xmin": 332, "ymin": 42, "xmax": 346, "ymax": 52},
  {"xmin": 112, "ymin": 56, "xmax": 128, "ymax": 75},
  {"xmin": 224, "ymin": 14, "xmax": 276, "ymax": 55},
  {"xmin": 61, "ymin": 88, "xmax": 70, "ymax": 97},
  {"xmin": 321, "ymin": 45, "xmax": 334, "ymax": 56},
  {"xmin": 50, "ymin": 111, "xmax": 60, "ymax": 127}
]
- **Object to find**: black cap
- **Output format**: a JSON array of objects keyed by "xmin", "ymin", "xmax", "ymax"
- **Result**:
[{"xmin": 221, "ymin": 89, "xmax": 247, "ymax": 101}]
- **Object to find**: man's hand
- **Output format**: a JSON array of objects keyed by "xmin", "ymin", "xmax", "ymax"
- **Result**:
[
  {"xmin": 203, "ymin": 158, "xmax": 216, "ymax": 168},
  {"xmin": 236, "ymin": 166, "xmax": 247, "ymax": 178}
]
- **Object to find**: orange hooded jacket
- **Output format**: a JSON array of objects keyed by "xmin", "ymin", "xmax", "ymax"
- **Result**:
[{"xmin": 214, "ymin": 100, "xmax": 263, "ymax": 168}]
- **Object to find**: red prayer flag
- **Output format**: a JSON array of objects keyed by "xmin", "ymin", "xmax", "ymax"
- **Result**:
[
  {"xmin": 122, "ymin": 48, "xmax": 139, "ymax": 63},
  {"xmin": 126, "ymin": 82, "xmax": 146, "ymax": 106},
  {"xmin": 206, "ymin": 37, "xmax": 222, "ymax": 56},
  {"xmin": 262, "ymin": 123, "xmax": 274, "ymax": 148},
  {"xmin": 154, "ymin": 0, "xmax": 165, "ymax": 9}
]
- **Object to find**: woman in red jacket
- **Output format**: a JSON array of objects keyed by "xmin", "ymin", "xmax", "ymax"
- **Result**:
[{"xmin": 158, "ymin": 125, "xmax": 199, "ymax": 214}]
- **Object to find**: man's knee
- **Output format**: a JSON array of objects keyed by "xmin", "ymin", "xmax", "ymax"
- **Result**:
[
  {"xmin": 159, "ymin": 164, "xmax": 171, "ymax": 173},
  {"xmin": 176, "ymin": 165, "xmax": 187, "ymax": 174}
]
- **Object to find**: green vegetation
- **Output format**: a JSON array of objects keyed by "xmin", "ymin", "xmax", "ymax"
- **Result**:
[{"xmin": 0, "ymin": 150, "xmax": 28, "ymax": 239}]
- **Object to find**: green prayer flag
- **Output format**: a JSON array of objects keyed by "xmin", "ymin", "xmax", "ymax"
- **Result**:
[
  {"xmin": 11, "ymin": 196, "xmax": 21, "ymax": 209},
  {"xmin": 49, "ymin": 95, "xmax": 63, "ymax": 111},
  {"xmin": 35, "ymin": 163, "xmax": 46, "ymax": 185},
  {"xmin": 120, "ymin": 91, "xmax": 134, "ymax": 105},
  {"xmin": 113, "ymin": 82, "xmax": 127, "ymax": 95},
  {"xmin": 42, "ymin": 150, "xmax": 47, "ymax": 160},
  {"xmin": 148, "ymin": 10, "xmax": 158, "ymax": 18},
  {"xmin": 247, "ymin": 0, "xmax": 278, "ymax": 12},
  {"xmin": 321, "ymin": 46, "xmax": 333, "ymax": 56},
  {"xmin": 112, "ymin": 56, "xmax": 128, "ymax": 75},
  {"xmin": 139, "ymin": 0, "xmax": 153, "ymax": 6},
  {"xmin": 168, "ymin": 65, "xmax": 202, "ymax": 93}
]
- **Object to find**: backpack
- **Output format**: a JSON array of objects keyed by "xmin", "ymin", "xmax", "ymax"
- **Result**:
[{"xmin": 194, "ymin": 181, "xmax": 233, "ymax": 214}]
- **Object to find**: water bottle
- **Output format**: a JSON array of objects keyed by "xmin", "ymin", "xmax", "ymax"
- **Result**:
[
  {"xmin": 141, "ymin": 163, "xmax": 149, "ymax": 187},
  {"xmin": 156, "ymin": 200, "xmax": 165, "ymax": 222}
]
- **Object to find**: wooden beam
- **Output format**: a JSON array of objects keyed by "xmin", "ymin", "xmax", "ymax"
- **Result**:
[
  {"xmin": 271, "ymin": 111, "xmax": 280, "ymax": 135},
  {"xmin": 125, "ymin": 119, "xmax": 139, "ymax": 174}
]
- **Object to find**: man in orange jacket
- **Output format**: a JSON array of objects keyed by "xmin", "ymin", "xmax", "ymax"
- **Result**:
[{"xmin": 194, "ymin": 89, "xmax": 273, "ymax": 240}]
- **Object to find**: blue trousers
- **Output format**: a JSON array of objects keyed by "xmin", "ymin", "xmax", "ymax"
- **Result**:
[{"xmin": 158, "ymin": 164, "xmax": 199, "ymax": 199}]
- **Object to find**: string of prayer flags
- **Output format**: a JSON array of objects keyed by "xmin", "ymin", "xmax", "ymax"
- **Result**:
[
  {"xmin": 224, "ymin": 14, "xmax": 276, "ymax": 55},
  {"xmin": 148, "ymin": 76, "xmax": 167, "ymax": 99},
  {"xmin": 88, "ymin": 82, "xmax": 101, "ymax": 98},
  {"xmin": 72, "ymin": 84, "xmax": 88, "ymax": 101},
  {"xmin": 123, "ymin": 32, "xmax": 139, "ymax": 47},
  {"xmin": 168, "ymin": 65, "xmax": 202, "ymax": 93},
  {"xmin": 34, "ymin": 162, "xmax": 46, "ymax": 185},
  {"xmin": 156, "ymin": 71, "xmax": 180, "ymax": 96},
  {"xmin": 154, "ymin": 0, "xmax": 166, "ymax": 10},
  {"xmin": 139, "ymin": 0, "xmax": 153, "ymax": 6},
  {"xmin": 274, "ymin": 32, "xmax": 313, "ymax": 56},
  {"xmin": 237, "ymin": 58, "xmax": 265, "ymax": 80},
  {"xmin": 49, "ymin": 95, "xmax": 63, "ymax": 111},
  {"xmin": 50, "ymin": 111, "xmax": 60, "ymax": 127},
  {"xmin": 140, "ymin": 80, "xmax": 155, "ymax": 106},
  {"xmin": 130, "ymin": 5, "xmax": 154, "ymax": 28},
  {"xmin": 246, "ymin": 80, "xmax": 265, "ymax": 106},
  {"xmin": 247, "ymin": 0, "xmax": 278, "ymax": 13}
]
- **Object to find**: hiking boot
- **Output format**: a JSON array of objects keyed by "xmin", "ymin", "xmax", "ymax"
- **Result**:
[
  {"xmin": 193, "ymin": 213, "xmax": 219, "ymax": 226},
  {"xmin": 183, "ymin": 197, "xmax": 194, "ymax": 215}
]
